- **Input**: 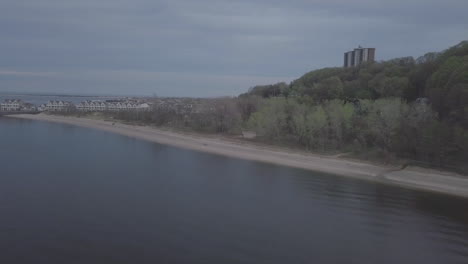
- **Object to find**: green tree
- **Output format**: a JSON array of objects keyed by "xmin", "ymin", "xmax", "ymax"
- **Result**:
[{"xmin": 426, "ymin": 56, "xmax": 468, "ymax": 121}]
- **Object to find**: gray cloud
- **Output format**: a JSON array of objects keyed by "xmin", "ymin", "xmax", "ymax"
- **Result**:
[
  {"xmin": 0, "ymin": 69, "xmax": 293, "ymax": 97},
  {"xmin": 1, "ymin": 0, "xmax": 467, "ymax": 96}
]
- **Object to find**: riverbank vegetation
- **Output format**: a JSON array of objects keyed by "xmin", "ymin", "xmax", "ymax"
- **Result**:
[{"xmin": 55, "ymin": 41, "xmax": 468, "ymax": 173}]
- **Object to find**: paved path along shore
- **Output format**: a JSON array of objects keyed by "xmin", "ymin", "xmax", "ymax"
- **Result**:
[{"xmin": 8, "ymin": 114, "xmax": 468, "ymax": 198}]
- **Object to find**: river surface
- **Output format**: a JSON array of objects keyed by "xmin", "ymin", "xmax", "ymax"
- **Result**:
[{"xmin": 1, "ymin": 117, "xmax": 468, "ymax": 264}]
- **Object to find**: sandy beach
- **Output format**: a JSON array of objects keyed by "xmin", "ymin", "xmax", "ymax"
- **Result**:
[{"xmin": 8, "ymin": 113, "xmax": 468, "ymax": 198}]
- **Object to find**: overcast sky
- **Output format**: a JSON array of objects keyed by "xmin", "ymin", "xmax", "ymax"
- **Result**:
[{"xmin": 1, "ymin": 0, "xmax": 467, "ymax": 97}]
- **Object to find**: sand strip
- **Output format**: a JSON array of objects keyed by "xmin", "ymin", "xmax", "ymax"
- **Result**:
[{"xmin": 7, "ymin": 114, "xmax": 468, "ymax": 198}]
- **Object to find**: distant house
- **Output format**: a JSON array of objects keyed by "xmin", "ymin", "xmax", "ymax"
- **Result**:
[
  {"xmin": 137, "ymin": 103, "xmax": 150, "ymax": 110},
  {"xmin": 21, "ymin": 103, "xmax": 37, "ymax": 111},
  {"xmin": 76, "ymin": 100, "xmax": 150, "ymax": 112},
  {"xmin": 76, "ymin": 101, "xmax": 86, "ymax": 111},
  {"xmin": 38, "ymin": 104, "xmax": 46, "ymax": 112},
  {"xmin": 1, "ymin": 99, "xmax": 23, "ymax": 111},
  {"xmin": 76, "ymin": 100, "xmax": 107, "ymax": 111},
  {"xmin": 45, "ymin": 100, "xmax": 74, "ymax": 111},
  {"xmin": 0, "ymin": 99, "xmax": 37, "ymax": 112},
  {"xmin": 106, "ymin": 102, "xmax": 127, "ymax": 111}
]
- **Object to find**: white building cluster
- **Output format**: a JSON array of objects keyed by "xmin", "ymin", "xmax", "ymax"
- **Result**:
[
  {"xmin": 2, "ymin": 98, "xmax": 151, "ymax": 113},
  {"xmin": 76, "ymin": 101, "xmax": 106, "ymax": 111},
  {"xmin": 76, "ymin": 100, "xmax": 150, "ymax": 112},
  {"xmin": 39, "ymin": 100, "xmax": 74, "ymax": 112},
  {"xmin": 1, "ymin": 99, "xmax": 36, "ymax": 112},
  {"xmin": 1, "ymin": 99, "xmax": 22, "ymax": 111}
]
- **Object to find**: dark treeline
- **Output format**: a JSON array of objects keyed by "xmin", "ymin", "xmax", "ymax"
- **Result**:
[
  {"xmin": 66, "ymin": 41, "xmax": 468, "ymax": 172},
  {"xmin": 118, "ymin": 98, "xmax": 244, "ymax": 133}
]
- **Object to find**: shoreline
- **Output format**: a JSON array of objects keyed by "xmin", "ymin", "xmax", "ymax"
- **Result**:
[{"xmin": 7, "ymin": 113, "xmax": 468, "ymax": 199}]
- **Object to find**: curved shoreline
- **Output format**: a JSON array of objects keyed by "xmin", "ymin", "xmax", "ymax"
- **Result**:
[{"xmin": 7, "ymin": 113, "xmax": 468, "ymax": 198}]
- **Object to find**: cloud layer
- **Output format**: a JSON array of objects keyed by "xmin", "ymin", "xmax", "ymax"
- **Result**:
[{"xmin": 1, "ymin": 0, "xmax": 467, "ymax": 96}]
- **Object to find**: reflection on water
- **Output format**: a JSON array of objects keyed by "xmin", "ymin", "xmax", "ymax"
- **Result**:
[{"xmin": 1, "ymin": 117, "xmax": 468, "ymax": 264}]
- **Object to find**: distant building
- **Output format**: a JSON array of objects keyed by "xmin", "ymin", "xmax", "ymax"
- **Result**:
[
  {"xmin": 344, "ymin": 46, "xmax": 375, "ymax": 67},
  {"xmin": 76, "ymin": 100, "xmax": 106, "ymax": 111},
  {"xmin": 45, "ymin": 100, "xmax": 74, "ymax": 111},
  {"xmin": 1, "ymin": 99, "xmax": 37, "ymax": 112},
  {"xmin": 1, "ymin": 99, "xmax": 23, "ymax": 111},
  {"xmin": 76, "ymin": 100, "xmax": 150, "ymax": 112}
]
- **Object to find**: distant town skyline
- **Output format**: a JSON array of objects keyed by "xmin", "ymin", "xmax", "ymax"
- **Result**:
[{"xmin": 1, "ymin": 0, "xmax": 467, "ymax": 97}]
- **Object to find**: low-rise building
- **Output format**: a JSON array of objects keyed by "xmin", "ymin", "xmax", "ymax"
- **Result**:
[
  {"xmin": 137, "ymin": 103, "xmax": 150, "ymax": 110},
  {"xmin": 76, "ymin": 100, "xmax": 107, "ymax": 111},
  {"xmin": 0, "ymin": 99, "xmax": 38, "ymax": 112},
  {"xmin": 106, "ymin": 101, "xmax": 147, "ymax": 111},
  {"xmin": 21, "ymin": 103, "xmax": 37, "ymax": 112},
  {"xmin": 1, "ymin": 99, "xmax": 38, "ymax": 112},
  {"xmin": 76, "ymin": 100, "xmax": 150, "ymax": 112},
  {"xmin": 45, "ymin": 100, "xmax": 74, "ymax": 111},
  {"xmin": 1, "ymin": 99, "xmax": 23, "ymax": 111}
]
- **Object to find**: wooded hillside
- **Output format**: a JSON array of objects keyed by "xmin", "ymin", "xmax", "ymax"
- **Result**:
[{"xmin": 240, "ymin": 41, "xmax": 468, "ymax": 171}]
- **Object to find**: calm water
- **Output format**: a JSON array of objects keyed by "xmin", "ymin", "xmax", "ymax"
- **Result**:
[{"xmin": 1, "ymin": 118, "xmax": 468, "ymax": 264}]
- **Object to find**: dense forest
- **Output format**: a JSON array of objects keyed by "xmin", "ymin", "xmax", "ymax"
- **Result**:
[
  {"xmin": 239, "ymin": 41, "xmax": 468, "ymax": 171},
  {"xmin": 78, "ymin": 41, "xmax": 468, "ymax": 172}
]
